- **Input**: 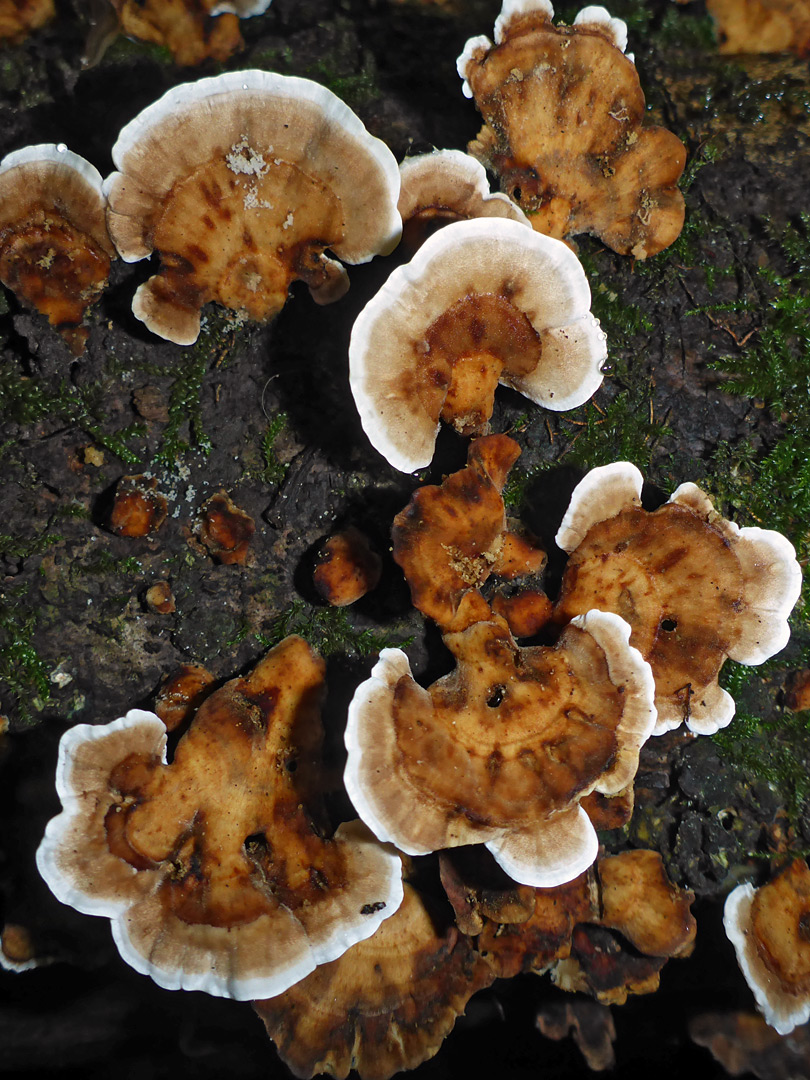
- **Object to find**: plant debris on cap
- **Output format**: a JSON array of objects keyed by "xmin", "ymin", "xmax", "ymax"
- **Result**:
[
  {"xmin": 345, "ymin": 610, "xmax": 655, "ymax": 887},
  {"xmin": 350, "ymin": 217, "xmax": 606, "ymax": 473},
  {"xmin": 0, "ymin": 0, "xmax": 54, "ymax": 44},
  {"xmin": 103, "ymin": 0, "xmax": 272, "ymax": 67},
  {"xmin": 457, "ymin": 0, "xmax": 687, "ymax": 258},
  {"xmin": 706, "ymin": 0, "xmax": 810, "ymax": 56},
  {"xmin": 397, "ymin": 148, "xmax": 530, "ymax": 251},
  {"xmin": 555, "ymin": 462, "xmax": 803, "ymax": 735},
  {"xmin": 724, "ymin": 858, "xmax": 810, "ymax": 1035},
  {"xmin": 0, "ymin": 144, "xmax": 115, "ymax": 354},
  {"xmin": 104, "ymin": 70, "xmax": 401, "ymax": 345},
  {"xmin": 313, "ymin": 526, "xmax": 383, "ymax": 607},
  {"xmin": 254, "ymin": 882, "xmax": 495, "ymax": 1080},
  {"xmin": 392, "ymin": 434, "xmax": 546, "ymax": 631},
  {"xmin": 36, "ymin": 636, "xmax": 403, "ymax": 1000}
]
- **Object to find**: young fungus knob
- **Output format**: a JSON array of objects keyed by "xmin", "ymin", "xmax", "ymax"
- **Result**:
[
  {"xmin": 457, "ymin": 0, "xmax": 687, "ymax": 258},
  {"xmin": 724, "ymin": 859, "xmax": 810, "ymax": 1035},
  {"xmin": 0, "ymin": 144, "xmax": 115, "ymax": 354},
  {"xmin": 555, "ymin": 462, "xmax": 803, "ymax": 734},
  {"xmin": 104, "ymin": 70, "xmax": 401, "ymax": 345},
  {"xmin": 36, "ymin": 637, "xmax": 403, "ymax": 999},
  {"xmin": 349, "ymin": 216, "xmax": 606, "ymax": 473},
  {"xmin": 345, "ymin": 610, "xmax": 655, "ymax": 887}
]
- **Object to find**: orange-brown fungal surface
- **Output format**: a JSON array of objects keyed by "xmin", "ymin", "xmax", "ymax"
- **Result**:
[
  {"xmin": 0, "ymin": 0, "xmax": 54, "ymax": 44},
  {"xmin": 552, "ymin": 923, "xmax": 667, "ymax": 1005},
  {"xmin": 313, "ymin": 526, "xmax": 382, "ymax": 607},
  {"xmin": 104, "ymin": 70, "xmax": 401, "ymax": 345},
  {"xmin": 457, "ymin": 0, "xmax": 687, "ymax": 258},
  {"xmin": 36, "ymin": 637, "xmax": 403, "ymax": 999},
  {"xmin": 254, "ymin": 883, "xmax": 495, "ymax": 1080},
  {"xmin": 346, "ymin": 611, "xmax": 655, "ymax": 887},
  {"xmin": 0, "ymin": 144, "xmax": 115, "ymax": 354},
  {"xmin": 153, "ymin": 663, "xmax": 215, "ymax": 732},
  {"xmin": 109, "ymin": 474, "xmax": 168, "ymax": 538},
  {"xmin": 392, "ymin": 434, "xmax": 528, "ymax": 631},
  {"xmin": 725, "ymin": 859, "xmax": 810, "ymax": 1034},
  {"xmin": 196, "ymin": 490, "xmax": 255, "ymax": 565},
  {"xmin": 397, "ymin": 149, "xmax": 530, "ymax": 252},
  {"xmin": 109, "ymin": 0, "xmax": 271, "ymax": 67},
  {"xmin": 438, "ymin": 847, "xmax": 536, "ymax": 935},
  {"xmin": 555, "ymin": 462, "xmax": 803, "ymax": 734},
  {"xmin": 707, "ymin": 0, "xmax": 810, "ymax": 56}
]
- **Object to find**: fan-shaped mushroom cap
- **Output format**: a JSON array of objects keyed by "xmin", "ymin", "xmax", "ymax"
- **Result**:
[
  {"xmin": 36, "ymin": 636, "xmax": 403, "ymax": 1000},
  {"xmin": 350, "ymin": 217, "xmax": 605, "ymax": 472},
  {"xmin": 254, "ymin": 882, "xmax": 495, "ymax": 1080},
  {"xmin": 398, "ymin": 149, "xmax": 529, "ymax": 250},
  {"xmin": 555, "ymin": 462, "xmax": 803, "ymax": 735},
  {"xmin": 724, "ymin": 860, "xmax": 810, "ymax": 1036},
  {"xmin": 104, "ymin": 70, "xmax": 401, "ymax": 344},
  {"xmin": 457, "ymin": 0, "xmax": 686, "ymax": 258},
  {"xmin": 345, "ymin": 610, "xmax": 655, "ymax": 887},
  {"xmin": 0, "ymin": 144, "xmax": 115, "ymax": 354}
]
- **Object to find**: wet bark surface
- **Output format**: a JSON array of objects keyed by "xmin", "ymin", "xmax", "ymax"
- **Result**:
[{"xmin": 1, "ymin": 0, "xmax": 809, "ymax": 1077}]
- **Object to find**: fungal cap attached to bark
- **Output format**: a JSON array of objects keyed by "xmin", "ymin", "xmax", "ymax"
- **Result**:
[
  {"xmin": 724, "ymin": 860, "xmax": 810, "ymax": 1036},
  {"xmin": 344, "ymin": 610, "xmax": 654, "ymax": 887},
  {"xmin": 0, "ymin": 144, "xmax": 115, "ymax": 353},
  {"xmin": 254, "ymin": 883, "xmax": 495, "ymax": 1080},
  {"xmin": 0, "ymin": 0, "xmax": 55, "ymax": 44},
  {"xmin": 104, "ymin": 70, "xmax": 401, "ymax": 344},
  {"xmin": 313, "ymin": 526, "xmax": 383, "ymax": 607},
  {"xmin": 349, "ymin": 216, "xmax": 606, "ymax": 473},
  {"xmin": 36, "ymin": 637, "xmax": 403, "ymax": 1000},
  {"xmin": 555, "ymin": 462, "xmax": 802, "ymax": 735},
  {"xmin": 457, "ymin": 0, "xmax": 686, "ymax": 258}
]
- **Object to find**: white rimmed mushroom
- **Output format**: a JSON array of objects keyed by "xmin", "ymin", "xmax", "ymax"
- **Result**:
[
  {"xmin": 555, "ymin": 462, "xmax": 803, "ymax": 734},
  {"xmin": 36, "ymin": 637, "xmax": 403, "ymax": 1000},
  {"xmin": 349, "ymin": 216, "xmax": 606, "ymax": 473},
  {"xmin": 103, "ymin": 70, "xmax": 401, "ymax": 344},
  {"xmin": 0, "ymin": 143, "xmax": 115, "ymax": 354},
  {"xmin": 345, "ymin": 610, "xmax": 655, "ymax": 888},
  {"xmin": 724, "ymin": 860, "xmax": 810, "ymax": 1036}
]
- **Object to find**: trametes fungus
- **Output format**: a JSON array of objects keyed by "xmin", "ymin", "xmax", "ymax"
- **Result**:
[
  {"xmin": 397, "ymin": 148, "xmax": 529, "ymax": 251},
  {"xmin": 254, "ymin": 883, "xmax": 495, "ymax": 1080},
  {"xmin": 104, "ymin": 70, "xmax": 401, "ymax": 344},
  {"xmin": 706, "ymin": 0, "xmax": 810, "ymax": 56},
  {"xmin": 555, "ymin": 462, "xmax": 803, "ymax": 734},
  {"xmin": 36, "ymin": 637, "xmax": 403, "ymax": 999},
  {"xmin": 349, "ymin": 217, "xmax": 606, "ymax": 472},
  {"xmin": 313, "ymin": 526, "xmax": 383, "ymax": 607},
  {"xmin": 392, "ymin": 433, "xmax": 548, "ymax": 633},
  {"xmin": 724, "ymin": 859, "xmax": 810, "ymax": 1035},
  {"xmin": 0, "ymin": 144, "xmax": 115, "ymax": 354},
  {"xmin": 103, "ymin": 0, "xmax": 272, "ymax": 66},
  {"xmin": 457, "ymin": 0, "xmax": 687, "ymax": 258},
  {"xmin": 0, "ymin": 0, "xmax": 54, "ymax": 44},
  {"xmin": 195, "ymin": 490, "xmax": 255, "ymax": 565},
  {"xmin": 345, "ymin": 610, "xmax": 655, "ymax": 887},
  {"xmin": 108, "ymin": 474, "xmax": 168, "ymax": 538}
]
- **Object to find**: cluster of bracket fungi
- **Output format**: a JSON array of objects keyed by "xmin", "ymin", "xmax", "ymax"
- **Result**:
[{"xmin": 7, "ymin": 0, "xmax": 805, "ymax": 1075}]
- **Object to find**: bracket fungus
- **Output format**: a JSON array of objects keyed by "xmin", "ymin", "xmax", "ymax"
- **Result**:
[
  {"xmin": 0, "ymin": 144, "xmax": 115, "ymax": 354},
  {"xmin": 104, "ymin": 70, "xmax": 401, "ymax": 344},
  {"xmin": 457, "ymin": 0, "xmax": 687, "ymax": 258},
  {"xmin": 706, "ymin": 0, "xmax": 810, "ymax": 56},
  {"xmin": 397, "ymin": 148, "xmax": 529, "ymax": 251},
  {"xmin": 345, "ymin": 610, "xmax": 655, "ymax": 887},
  {"xmin": 349, "ymin": 216, "xmax": 606, "ymax": 473},
  {"xmin": 36, "ymin": 636, "xmax": 403, "ymax": 999},
  {"xmin": 724, "ymin": 859, "xmax": 810, "ymax": 1035},
  {"xmin": 254, "ymin": 883, "xmax": 495, "ymax": 1080},
  {"xmin": 0, "ymin": 0, "xmax": 54, "ymax": 44},
  {"xmin": 313, "ymin": 526, "xmax": 383, "ymax": 607},
  {"xmin": 555, "ymin": 462, "xmax": 803, "ymax": 734}
]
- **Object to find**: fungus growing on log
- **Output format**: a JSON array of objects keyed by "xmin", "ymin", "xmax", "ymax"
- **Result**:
[
  {"xmin": 350, "ymin": 217, "xmax": 605, "ymax": 472},
  {"xmin": 457, "ymin": 0, "xmax": 687, "ymax": 258},
  {"xmin": 36, "ymin": 637, "xmax": 403, "ymax": 999},
  {"xmin": 706, "ymin": 0, "xmax": 810, "ymax": 57},
  {"xmin": 345, "ymin": 610, "xmax": 655, "ymax": 886},
  {"xmin": 196, "ymin": 490, "xmax": 255, "ymax": 565},
  {"xmin": 104, "ymin": 70, "xmax": 401, "ymax": 344},
  {"xmin": 313, "ymin": 526, "xmax": 382, "ymax": 607},
  {"xmin": 397, "ymin": 148, "xmax": 529, "ymax": 251},
  {"xmin": 108, "ymin": 474, "xmax": 168, "ymax": 538},
  {"xmin": 555, "ymin": 462, "xmax": 803, "ymax": 734},
  {"xmin": 0, "ymin": 144, "xmax": 115, "ymax": 354},
  {"xmin": 724, "ymin": 858, "xmax": 810, "ymax": 1035},
  {"xmin": 0, "ymin": 0, "xmax": 54, "ymax": 44},
  {"xmin": 254, "ymin": 883, "xmax": 495, "ymax": 1080}
]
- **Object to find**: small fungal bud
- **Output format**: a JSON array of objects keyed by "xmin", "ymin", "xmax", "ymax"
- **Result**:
[
  {"xmin": 154, "ymin": 663, "xmax": 215, "ymax": 732},
  {"xmin": 144, "ymin": 580, "xmax": 176, "ymax": 615},
  {"xmin": 109, "ymin": 474, "xmax": 168, "ymax": 538},
  {"xmin": 197, "ymin": 490, "xmax": 255, "ymax": 565},
  {"xmin": 1, "ymin": 923, "xmax": 40, "ymax": 971},
  {"xmin": 313, "ymin": 526, "xmax": 382, "ymax": 607},
  {"xmin": 784, "ymin": 669, "xmax": 810, "ymax": 712},
  {"xmin": 82, "ymin": 446, "xmax": 105, "ymax": 467}
]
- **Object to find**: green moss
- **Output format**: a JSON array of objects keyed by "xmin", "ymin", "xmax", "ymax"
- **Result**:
[
  {"xmin": 0, "ymin": 587, "xmax": 51, "ymax": 727},
  {"xmin": 254, "ymin": 598, "xmax": 413, "ymax": 659},
  {"xmin": 252, "ymin": 412, "xmax": 289, "ymax": 485}
]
